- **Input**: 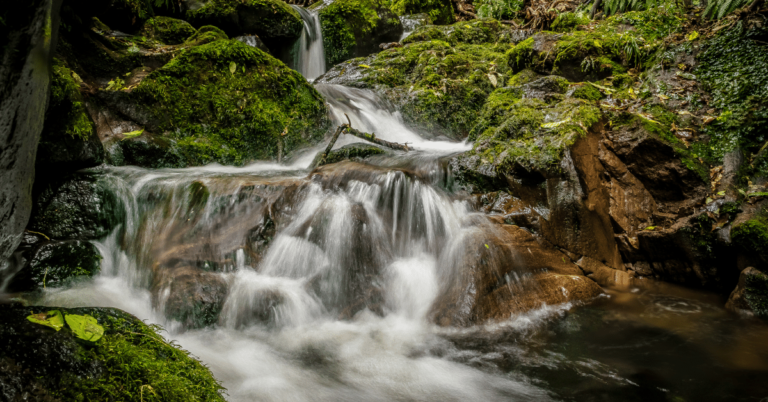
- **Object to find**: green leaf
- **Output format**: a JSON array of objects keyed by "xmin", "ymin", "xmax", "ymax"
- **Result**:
[
  {"xmin": 717, "ymin": 190, "xmax": 726, "ymax": 196},
  {"xmin": 484, "ymin": 244, "xmax": 489, "ymax": 249},
  {"xmin": 122, "ymin": 129, "xmax": 144, "ymax": 139},
  {"xmin": 645, "ymin": 226, "xmax": 656, "ymax": 230},
  {"xmin": 27, "ymin": 310, "xmax": 65, "ymax": 331},
  {"xmin": 65, "ymin": 314, "xmax": 104, "ymax": 343},
  {"xmin": 687, "ymin": 31, "xmax": 699, "ymax": 41},
  {"xmin": 229, "ymin": 61, "xmax": 236, "ymax": 74}
]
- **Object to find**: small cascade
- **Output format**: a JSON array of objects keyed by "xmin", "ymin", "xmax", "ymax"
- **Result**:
[{"xmin": 291, "ymin": 5, "xmax": 326, "ymax": 81}]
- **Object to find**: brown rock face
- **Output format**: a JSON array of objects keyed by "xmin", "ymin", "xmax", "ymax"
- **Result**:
[{"xmin": 430, "ymin": 223, "xmax": 602, "ymax": 326}]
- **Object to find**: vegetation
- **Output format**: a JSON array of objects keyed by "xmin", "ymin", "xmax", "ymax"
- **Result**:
[
  {"xmin": 391, "ymin": 0, "xmax": 455, "ymax": 24},
  {"xmin": 129, "ymin": 39, "xmax": 329, "ymax": 165}
]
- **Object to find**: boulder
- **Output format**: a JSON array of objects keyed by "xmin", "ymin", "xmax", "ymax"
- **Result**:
[
  {"xmin": 27, "ymin": 173, "xmax": 125, "ymax": 240},
  {"xmin": 725, "ymin": 267, "xmax": 768, "ymax": 319},
  {"xmin": 153, "ymin": 266, "xmax": 229, "ymax": 329},
  {"xmin": 391, "ymin": 0, "xmax": 454, "ymax": 25},
  {"xmin": 0, "ymin": 305, "xmax": 225, "ymax": 400},
  {"xmin": 36, "ymin": 60, "xmax": 105, "ymax": 175},
  {"xmin": 140, "ymin": 16, "xmax": 198, "ymax": 45},
  {"xmin": 96, "ymin": 39, "xmax": 330, "ymax": 167},
  {"xmin": 7, "ymin": 238, "xmax": 101, "ymax": 291},
  {"xmin": 185, "ymin": 0, "xmax": 303, "ymax": 45},
  {"xmin": 430, "ymin": 223, "xmax": 603, "ymax": 326},
  {"xmin": 318, "ymin": 0, "xmax": 403, "ymax": 68},
  {"xmin": 0, "ymin": 0, "xmax": 61, "ymax": 262}
]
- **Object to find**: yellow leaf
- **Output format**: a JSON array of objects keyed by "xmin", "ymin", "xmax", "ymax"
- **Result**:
[
  {"xmin": 687, "ymin": 31, "xmax": 699, "ymax": 41},
  {"xmin": 541, "ymin": 118, "xmax": 572, "ymax": 129},
  {"xmin": 122, "ymin": 129, "xmax": 144, "ymax": 139},
  {"xmin": 229, "ymin": 61, "xmax": 237, "ymax": 74},
  {"xmin": 628, "ymin": 87, "xmax": 637, "ymax": 99},
  {"xmin": 359, "ymin": 64, "xmax": 370, "ymax": 68},
  {"xmin": 465, "ymin": 25, "xmax": 472, "ymax": 28},
  {"xmin": 657, "ymin": 94, "xmax": 670, "ymax": 100},
  {"xmin": 645, "ymin": 226, "xmax": 656, "ymax": 231},
  {"xmin": 594, "ymin": 40, "xmax": 602, "ymax": 48}
]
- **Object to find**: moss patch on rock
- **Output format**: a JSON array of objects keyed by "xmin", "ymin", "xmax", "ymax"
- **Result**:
[
  {"xmin": 186, "ymin": 0, "xmax": 303, "ymax": 39},
  {"xmin": 126, "ymin": 39, "xmax": 330, "ymax": 165},
  {"xmin": 391, "ymin": 0, "xmax": 454, "ymax": 25},
  {"xmin": 141, "ymin": 16, "xmax": 198, "ymax": 45},
  {"xmin": 14, "ymin": 241, "xmax": 102, "ymax": 290},
  {"xmin": 0, "ymin": 305, "xmax": 225, "ymax": 401},
  {"xmin": 319, "ymin": 0, "xmax": 402, "ymax": 67}
]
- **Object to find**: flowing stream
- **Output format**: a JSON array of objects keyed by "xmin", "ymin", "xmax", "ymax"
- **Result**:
[
  {"xmin": 292, "ymin": 5, "xmax": 327, "ymax": 81},
  {"xmin": 18, "ymin": 11, "xmax": 768, "ymax": 401}
]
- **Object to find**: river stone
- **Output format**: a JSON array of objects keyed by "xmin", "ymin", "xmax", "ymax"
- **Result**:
[
  {"xmin": 28, "ymin": 173, "xmax": 125, "ymax": 240},
  {"xmin": 8, "ymin": 240, "xmax": 101, "ymax": 291},
  {"xmin": 726, "ymin": 267, "xmax": 768, "ymax": 319},
  {"xmin": 154, "ymin": 266, "xmax": 229, "ymax": 329}
]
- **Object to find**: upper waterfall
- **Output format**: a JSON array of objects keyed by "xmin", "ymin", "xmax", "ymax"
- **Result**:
[{"xmin": 291, "ymin": 5, "xmax": 326, "ymax": 81}]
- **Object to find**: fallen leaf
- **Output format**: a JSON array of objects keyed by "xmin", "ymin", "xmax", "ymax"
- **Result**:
[
  {"xmin": 687, "ymin": 31, "xmax": 699, "ymax": 41},
  {"xmin": 229, "ymin": 61, "xmax": 236, "ymax": 74},
  {"xmin": 487, "ymin": 73, "xmax": 497, "ymax": 87},
  {"xmin": 27, "ymin": 310, "xmax": 65, "ymax": 331},
  {"xmin": 122, "ymin": 129, "xmax": 144, "ymax": 139},
  {"xmin": 359, "ymin": 64, "xmax": 370, "ymax": 69},
  {"xmin": 541, "ymin": 118, "xmax": 572, "ymax": 129},
  {"xmin": 65, "ymin": 314, "xmax": 104, "ymax": 343}
]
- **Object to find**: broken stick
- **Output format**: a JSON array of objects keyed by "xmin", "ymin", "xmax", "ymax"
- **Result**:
[{"xmin": 312, "ymin": 114, "xmax": 410, "ymax": 168}]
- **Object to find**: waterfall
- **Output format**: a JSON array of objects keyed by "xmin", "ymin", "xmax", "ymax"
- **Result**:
[{"xmin": 291, "ymin": 5, "xmax": 326, "ymax": 81}]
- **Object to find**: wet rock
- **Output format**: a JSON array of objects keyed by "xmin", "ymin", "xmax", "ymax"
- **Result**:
[
  {"xmin": 577, "ymin": 256, "xmax": 638, "ymax": 289},
  {"xmin": 0, "ymin": 304, "xmax": 225, "ymax": 400},
  {"xmin": 604, "ymin": 115, "xmax": 707, "ymax": 207},
  {"xmin": 8, "ymin": 240, "xmax": 101, "ymax": 291},
  {"xmin": 154, "ymin": 266, "xmax": 229, "ymax": 329},
  {"xmin": 140, "ymin": 16, "xmax": 198, "ymax": 45},
  {"xmin": 105, "ymin": 132, "xmax": 187, "ymax": 168},
  {"xmin": 0, "ymin": 0, "xmax": 61, "ymax": 262},
  {"xmin": 318, "ymin": 0, "xmax": 403, "ymax": 67},
  {"xmin": 185, "ymin": 0, "xmax": 303, "ymax": 45},
  {"xmin": 431, "ymin": 223, "xmax": 602, "ymax": 326},
  {"xmin": 725, "ymin": 267, "xmax": 768, "ymax": 319},
  {"xmin": 28, "ymin": 173, "xmax": 125, "ymax": 240},
  {"xmin": 68, "ymin": 0, "xmax": 151, "ymax": 33}
]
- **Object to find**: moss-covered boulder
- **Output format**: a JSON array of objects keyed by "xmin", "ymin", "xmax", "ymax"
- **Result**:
[
  {"xmin": 37, "ymin": 60, "xmax": 105, "ymax": 174},
  {"xmin": 508, "ymin": 10, "xmax": 682, "ymax": 81},
  {"xmin": 726, "ymin": 267, "xmax": 768, "ymax": 319},
  {"xmin": 317, "ymin": 19, "xmax": 521, "ymax": 139},
  {"xmin": 141, "ymin": 16, "xmax": 198, "ymax": 45},
  {"xmin": 8, "ymin": 239, "xmax": 101, "ymax": 291},
  {"xmin": 732, "ymin": 216, "xmax": 768, "ymax": 263},
  {"xmin": 103, "ymin": 39, "xmax": 330, "ymax": 166},
  {"xmin": 186, "ymin": 0, "xmax": 303, "ymax": 44},
  {"xmin": 0, "ymin": 305, "xmax": 225, "ymax": 401},
  {"xmin": 28, "ymin": 173, "xmax": 125, "ymax": 240},
  {"xmin": 318, "ymin": 0, "xmax": 403, "ymax": 68},
  {"xmin": 391, "ymin": 0, "xmax": 454, "ymax": 25}
]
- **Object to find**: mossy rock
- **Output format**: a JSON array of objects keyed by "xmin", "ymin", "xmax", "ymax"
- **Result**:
[
  {"xmin": 402, "ymin": 19, "xmax": 517, "ymax": 46},
  {"xmin": 37, "ymin": 59, "xmax": 105, "ymax": 174},
  {"xmin": 507, "ymin": 10, "xmax": 683, "ymax": 81},
  {"xmin": 141, "ymin": 16, "xmax": 198, "ymax": 45},
  {"xmin": 571, "ymin": 83, "xmax": 604, "ymax": 101},
  {"xmin": 9, "ymin": 240, "xmax": 101, "ymax": 291},
  {"xmin": 550, "ymin": 11, "xmax": 590, "ymax": 32},
  {"xmin": 319, "ymin": 0, "xmax": 403, "ymax": 68},
  {"xmin": 0, "ymin": 305, "xmax": 225, "ymax": 401},
  {"xmin": 186, "ymin": 0, "xmax": 303, "ymax": 41},
  {"xmin": 391, "ymin": 0, "xmax": 454, "ymax": 25},
  {"xmin": 115, "ymin": 39, "xmax": 330, "ymax": 166},
  {"xmin": 28, "ymin": 172, "xmax": 126, "ymax": 240},
  {"xmin": 732, "ymin": 218, "xmax": 768, "ymax": 262}
]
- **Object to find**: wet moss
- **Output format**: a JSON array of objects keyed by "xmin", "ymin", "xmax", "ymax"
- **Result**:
[
  {"xmin": 184, "ymin": 25, "xmax": 229, "ymax": 45},
  {"xmin": 186, "ymin": 0, "xmax": 302, "ymax": 38},
  {"xmin": 744, "ymin": 270, "xmax": 768, "ymax": 318},
  {"xmin": 319, "ymin": 0, "xmax": 401, "ymax": 67},
  {"xmin": 571, "ymin": 84, "xmax": 603, "ymax": 101},
  {"xmin": 48, "ymin": 59, "xmax": 94, "ymax": 141},
  {"xmin": 0, "ymin": 306, "xmax": 226, "ymax": 401},
  {"xmin": 550, "ymin": 11, "xmax": 590, "ymax": 32},
  {"xmin": 732, "ymin": 216, "xmax": 768, "ymax": 260},
  {"xmin": 141, "ymin": 16, "xmax": 197, "ymax": 45},
  {"xmin": 130, "ymin": 39, "xmax": 330, "ymax": 165},
  {"xmin": 391, "ymin": 0, "xmax": 455, "ymax": 25}
]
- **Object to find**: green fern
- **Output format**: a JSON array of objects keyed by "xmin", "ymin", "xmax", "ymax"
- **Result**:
[{"xmin": 703, "ymin": 0, "xmax": 750, "ymax": 19}]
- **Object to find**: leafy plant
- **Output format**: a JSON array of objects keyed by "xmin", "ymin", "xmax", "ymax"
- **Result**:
[
  {"xmin": 476, "ymin": 0, "xmax": 524, "ymax": 19},
  {"xmin": 703, "ymin": 0, "xmax": 751, "ymax": 19},
  {"xmin": 603, "ymin": 0, "xmax": 664, "ymax": 15}
]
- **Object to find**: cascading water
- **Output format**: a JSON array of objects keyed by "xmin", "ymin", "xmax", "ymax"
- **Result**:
[{"xmin": 291, "ymin": 5, "xmax": 327, "ymax": 81}]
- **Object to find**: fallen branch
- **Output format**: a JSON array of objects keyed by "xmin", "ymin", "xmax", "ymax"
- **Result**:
[{"xmin": 311, "ymin": 114, "xmax": 409, "ymax": 168}]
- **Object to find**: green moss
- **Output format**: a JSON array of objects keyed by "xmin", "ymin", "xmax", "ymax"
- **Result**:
[
  {"xmin": 141, "ymin": 16, "xmax": 197, "ymax": 45},
  {"xmin": 49, "ymin": 59, "xmax": 94, "ymax": 141},
  {"xmin": 472, "ymin": 97, "xmax": 601, "ymax": 172},
  {"xmin": 319, "ymin": 0, "xmax": 395, "ymax": 66},
  {"xmin": 131, "ymin": 39, "xmax": 330, "ymax": 165},
  {"xmin": 571, "ymin": 84, "xmax": 603, "ymax": 101},
  {"xmin": 732, "ymin": 217, "xmax": 768, "ymax": 259},
  {"xmin": 506, "ymin": 37, "xmax": 534, "ymax": 69},
  {"xmin": 391, "ymin": 0, "xmax": 454, "ymax": 24},
  {"xmin": 402, "ymin": 19, "xmax": 509, "ymax": 46},
  {"xmin": 694, "ymin": 24, "xmax": 768, "ymax": 173},
  {"xmin": 550, "ymin": 11, "xmax": 590, "ymax": 32},
  {"xmin": 744, "ymin": 270, "xmax": 768, "ymax": 318},
  {"xmin": 55, "ymin": 309, "xmax": 226, "ymax": 401},
  {"xmin": 187, "ymin": 0, "xmax": 302, "ymax": 38},
  {"xmin": 185, "ymin": 25, "xmax": 229, "ymax": 45}
]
